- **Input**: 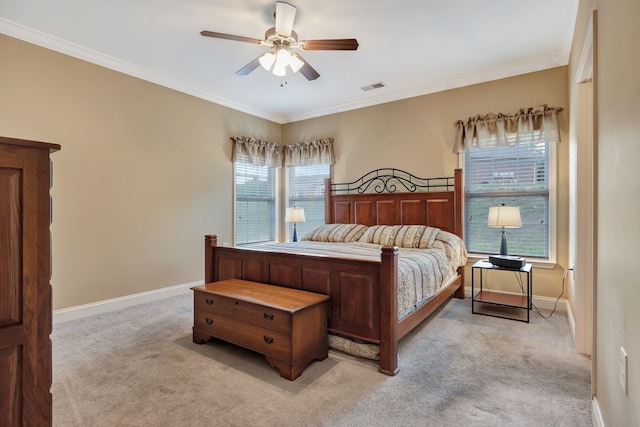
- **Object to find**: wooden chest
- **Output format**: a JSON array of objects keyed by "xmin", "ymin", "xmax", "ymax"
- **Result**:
[{"xmin": 192, "ymin": 279, "xmax": 329, "ymax": 380}]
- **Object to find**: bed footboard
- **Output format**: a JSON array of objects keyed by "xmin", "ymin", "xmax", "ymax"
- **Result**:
[{"xmin": 204, "ymin": 234, "xmax": 400, "ymax": 375}]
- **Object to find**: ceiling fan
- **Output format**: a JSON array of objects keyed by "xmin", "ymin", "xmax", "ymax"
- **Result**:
[{"xmin": 201, "ymin": 1, "xmax": 359, "ymax": 81}]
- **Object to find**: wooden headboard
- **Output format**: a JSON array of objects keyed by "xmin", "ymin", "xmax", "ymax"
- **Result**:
[{"xmin": 325, "ymin": 168, "xmax": 463, "ymax": 238}]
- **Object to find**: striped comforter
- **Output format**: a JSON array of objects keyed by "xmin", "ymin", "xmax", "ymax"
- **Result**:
[{"xmin": 245, "ymin": 230, "xmax": 467, "ymax": 320}]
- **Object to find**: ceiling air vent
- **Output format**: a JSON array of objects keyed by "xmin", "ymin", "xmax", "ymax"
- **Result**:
[{"xmin": 361, "ymin": 82, "xmax": 386, "ymax": 91}]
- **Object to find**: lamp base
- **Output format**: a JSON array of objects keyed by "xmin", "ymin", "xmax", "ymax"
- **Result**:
[
  {"xmin": 292, "ymin": 223, "xmax": 298, "ymax": 242},
  {"xmin": 499, "ymin": 228, "xmax": 508, "ymax": 255}
]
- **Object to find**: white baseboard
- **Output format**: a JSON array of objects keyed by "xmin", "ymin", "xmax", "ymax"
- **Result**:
[
  {"xmin": 53, "ymin": 280, "xmax": 203, "ymax": 324},
  {"xmin": 592, "ymin": 397, "xmax": 605, "ymax": 427},
  {"xmin": 464, "ymin": 286, "xmax": 568, "ymax": 313}
]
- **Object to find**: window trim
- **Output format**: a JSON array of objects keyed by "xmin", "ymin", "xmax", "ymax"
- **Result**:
[{"xmin": 459, "ymin": 142, "xmax": 557, "ymax": 264}]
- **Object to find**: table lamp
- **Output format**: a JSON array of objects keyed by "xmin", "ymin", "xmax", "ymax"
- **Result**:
[
  {"xmin": 285, "ymin": 207, "xmax": 305, "ymax": 242},
  {"xmin": 487, "ymin": 203, "xmax": 522, "ymax": 256}
]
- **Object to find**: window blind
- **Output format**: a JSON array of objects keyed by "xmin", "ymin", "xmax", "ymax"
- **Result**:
[
  {"xmin": 287, "ymin": 164, "xmax": 330, "ymax": 238},
  {"xmin": 235, "ymin": 162, "xmax": 275, "ymax": 244}
]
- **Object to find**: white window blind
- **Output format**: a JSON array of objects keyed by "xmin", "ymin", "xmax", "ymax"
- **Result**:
[
  {"xmin": 286, "ymin": 164, "xmax": 330, "ymax": 239},
  {"xmin": 235, "ymin": 162, "xmax": 275, "ymax": 244},
  {"xmin": 465, "ymin": 140, "xmax": 550, "ymax": 258}
]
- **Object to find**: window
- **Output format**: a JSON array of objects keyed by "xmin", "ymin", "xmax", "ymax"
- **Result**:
[
  {"xmin": 235, "ymin": 162, "xmax": 275, "ymax": 244},
  {"xmin": 286, "ymin": 164, "xmax": 331, "ymax": 238},
  {"xmin": 465, "ymin": 140, "xmax": 552, "ymax": 258}
]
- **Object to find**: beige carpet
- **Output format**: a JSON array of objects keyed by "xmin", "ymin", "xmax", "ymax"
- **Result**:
[{"xmin": 52, "ymin": 294, "xmax": 591, "ymax": 426}]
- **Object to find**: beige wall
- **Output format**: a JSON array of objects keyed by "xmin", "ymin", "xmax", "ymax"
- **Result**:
[
  {"xmin": 569, "ymin": 0, "xmax": 640, "ymax": 424},
  {"xmin": 0, "ymin": 35, "xmax": 281, "ymax": 310},
  {"xmin": 1, "ymin": 37, "xmax": 573, "ymax": 307},
  {"xmin": 284, "ymin": 67, "xmax": 571, "ymax": 298}
]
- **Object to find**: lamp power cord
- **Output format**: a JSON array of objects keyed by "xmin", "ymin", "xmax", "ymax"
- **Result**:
[{"xmin": 515, "ymin": 268, "xmax": 569, "ymax": 319}]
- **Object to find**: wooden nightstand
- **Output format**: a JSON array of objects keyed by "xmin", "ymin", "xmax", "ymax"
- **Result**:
[{"xmin": 471, "ymin": 260, "xmax": 533, "ymax": 322}]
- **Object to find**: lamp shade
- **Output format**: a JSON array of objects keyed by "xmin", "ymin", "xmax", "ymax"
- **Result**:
[
  {"xmin": 487, "ymin": 205, "xmax": 522, "ymax": 228},
  {"xmin": 258, "ymin": 52, "xmax": 276, "ymax": 71},
  {"xmin": 285, "ymin": 207, "xmax": 305, "ymax": 223},
  {"xmin": 289, "ymin": 54, "xmax": 304, "ymax": 73}
]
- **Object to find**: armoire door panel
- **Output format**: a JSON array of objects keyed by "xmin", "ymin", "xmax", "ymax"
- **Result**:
[
  {"xmin": 0, "ymin": 346, "xmax": 22, "ymax": 427},
  {"xmin": 0, "ymin": 169, "xmax": 23, "ymax": 327}
]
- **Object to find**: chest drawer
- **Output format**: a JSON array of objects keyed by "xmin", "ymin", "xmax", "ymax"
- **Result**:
[
  {"xmin": 195, "ymin": 311, "xmax": 291, "ymax": 359},
  {"xmin": 194, "ymin": 289, "xmax": 291, "ymax": 334}
]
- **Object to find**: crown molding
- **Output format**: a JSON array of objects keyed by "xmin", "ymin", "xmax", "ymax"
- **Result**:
[
  {"xmin": 283, "ymin": 55, "xmax": 568, "ymax": 123},
  {"xmin": 0, "ymin": 18, "xmax": 285, "ymax": 124},
  {"xmin": 575, "ymin": 13, "xmax": 594, "ymax": 83}
]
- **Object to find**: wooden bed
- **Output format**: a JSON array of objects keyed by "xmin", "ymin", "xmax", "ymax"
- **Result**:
[{"xmin": 204, "ymin": 168, "xmax": 464, "ymax": 375}]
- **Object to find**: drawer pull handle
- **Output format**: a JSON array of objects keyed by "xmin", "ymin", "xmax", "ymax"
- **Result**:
[
  {"xmin": 263, "ymin": 336, "xmax": 274, "ymax": 345},
  {"xmin": 205, "ymin": 318, "xmax": 213, "ymax": 325},
  {"xmin": 263, "ymin": 313, "xmax": 274, "ymax": 321},
  {"xmin": 205, "ymin": 299, "xmax": 214, "ymax": 305}
]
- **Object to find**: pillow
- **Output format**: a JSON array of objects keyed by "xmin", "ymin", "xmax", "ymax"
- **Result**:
[
  {"xmin": 359, "ymin": 225, "xmax": 441, "ymax": 249},
  {"xmin": 301, "ymin": 223, "xmax": 368, "ymax": 243}
]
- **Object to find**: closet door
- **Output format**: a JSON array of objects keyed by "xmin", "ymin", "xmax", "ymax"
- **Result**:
[{"xmin": 0, "ymin": 137, "xmax": 60, "ymax": 427}]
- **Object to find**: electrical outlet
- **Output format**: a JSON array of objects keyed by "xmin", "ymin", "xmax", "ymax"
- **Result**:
[{"xmin": 620, "ymin": 346, "xmax": 628, "ymax": 395}]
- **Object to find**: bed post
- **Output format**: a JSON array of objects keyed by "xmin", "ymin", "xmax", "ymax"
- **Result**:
[
  {"xmin": 454, "ymin": 168, "xmax": 465, "ymax": 299},
  {"xmin": 379, "ymin": 245, "xmax": 399, "ymax": 376},
  {"xmin": 324, "ymin": 178, "xmax": 334, "ymax": 224},
  {"xmin": 204, "ymin": 235, "xmax": 218, "ymax": 284},
  {"xmin": 454, "ymin": 168, "xmax": 463, "ymax": 238}
]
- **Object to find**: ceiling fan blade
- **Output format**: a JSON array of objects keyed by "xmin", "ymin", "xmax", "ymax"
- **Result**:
[
  {"xmin": 275, "ymin": 1, "xmax": 297, "ymax": 37},
  {"xmin": 236, "ymin": 57, "xmax": 262, "ymax": 76},
  {"xmin": 200, "ymin": 31, "xmax": 262, "ymax": 45},
  {"xmin": 301, "ymin": 39, "xmax": 359, "ymax": 51},
  {"xmin": 294, "ymin": 54, "xmax": 320, "ymax": 81}
]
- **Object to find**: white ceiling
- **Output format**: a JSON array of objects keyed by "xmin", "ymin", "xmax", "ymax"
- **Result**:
[{"xmin": 0, "ymin": 0, "xmax": 578, "ymax": 124}]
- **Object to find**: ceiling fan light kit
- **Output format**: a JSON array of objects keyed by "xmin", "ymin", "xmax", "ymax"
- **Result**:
[
  {"xmin": 201, "ymin": 1, "xmax": 358, "ymax": 81},
  {"xmin": 259, "ymin": 43, "xmax": 304, "ymax": 76}
]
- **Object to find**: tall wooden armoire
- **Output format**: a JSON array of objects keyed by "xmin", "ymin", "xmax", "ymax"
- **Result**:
[{"xmin": 0, "ymin": 136, "xmax": 60, "ymax": 426}]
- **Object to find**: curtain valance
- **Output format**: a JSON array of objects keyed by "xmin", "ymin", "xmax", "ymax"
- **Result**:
[
  {"xmin": 232, "ymin": 136, "xmax": 335, "ymax": 167},
  {"xmin": 284, "ymin": 138, "xmax": 335, "ymax": 167},
  {"xmin": 231, "ymin": 136, "xmax": 282, "ymax": 168},
  {"xmin": 453, "ymin": 105, "xmax": 563, "ymax": 153}
]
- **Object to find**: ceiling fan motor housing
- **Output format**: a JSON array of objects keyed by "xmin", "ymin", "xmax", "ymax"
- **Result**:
[{"xmin": 264, "ymin": 27, "xmax": 298, "ymax": 48}]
